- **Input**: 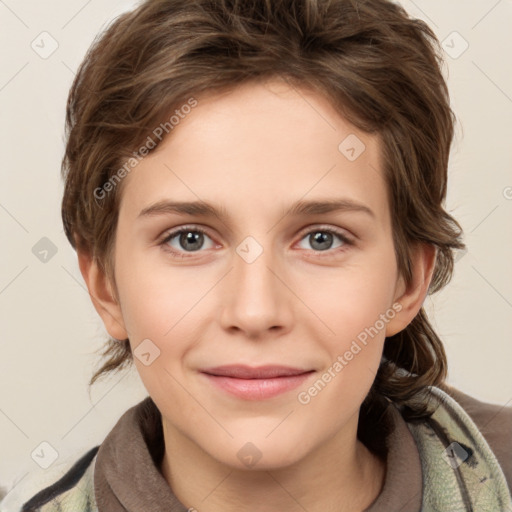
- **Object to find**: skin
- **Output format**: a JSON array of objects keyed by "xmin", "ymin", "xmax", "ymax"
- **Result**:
[{"xmin": 79, "ymin": 78, "xmax": 436, "ymax": 512}]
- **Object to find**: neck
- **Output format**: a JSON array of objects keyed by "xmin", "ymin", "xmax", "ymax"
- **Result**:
[{"xmin": 160, "ymin": 421, "xmax": 386, "ymax": 512}]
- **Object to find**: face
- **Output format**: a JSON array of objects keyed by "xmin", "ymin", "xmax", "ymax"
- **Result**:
[{"xmin": 106, "ymin": 79, "xmax": 408, "ymax": 470}]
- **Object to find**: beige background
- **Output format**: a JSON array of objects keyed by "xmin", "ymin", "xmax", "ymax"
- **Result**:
[{"xmin": 0, "ymin": 0, "xmax": 511, "ymax": 503}]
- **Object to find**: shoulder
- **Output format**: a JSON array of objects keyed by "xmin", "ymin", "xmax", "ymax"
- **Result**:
[
  {"xmin": 439, "ymin": 383, "xmax": 512, "ymax": 491},
  {"xmin": 0, "ymin": 446, "xmax": 99, "ymax": 512}
]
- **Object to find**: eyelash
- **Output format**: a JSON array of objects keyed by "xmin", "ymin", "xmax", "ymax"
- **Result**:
[{"xmin": 158, "ymin": 225, "xmax": 355, "ymax": 259}]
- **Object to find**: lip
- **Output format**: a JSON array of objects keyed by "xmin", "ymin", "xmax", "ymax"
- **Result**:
[
  {"xmin": 200, "ymin": 365, "xmax": 315, "ymax": 400},
  {"xmin": 201, "ymin": 364, "xmax": 312, "ymax": 379}
]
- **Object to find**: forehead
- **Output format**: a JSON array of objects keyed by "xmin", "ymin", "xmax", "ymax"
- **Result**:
[{"xmin": 118, "ymin": 79, "xmax": 389, "ymax": 228}]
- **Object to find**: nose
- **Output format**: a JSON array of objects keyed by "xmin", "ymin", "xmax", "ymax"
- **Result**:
[{"xmin": 219, "ymin": 239, "xmax": 294, "ymax": 339}]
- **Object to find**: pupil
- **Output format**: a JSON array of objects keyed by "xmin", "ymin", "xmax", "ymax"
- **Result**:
[
  {"xmin": 181, "ymin": 231, "xmax": 203, "ymax": 251},
  {"xmin": 311, "ymin": 232, "xmax": 332, "ymax": 251}
]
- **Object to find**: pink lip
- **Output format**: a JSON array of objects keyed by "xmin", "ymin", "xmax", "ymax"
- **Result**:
[{"xmin": 200, "ymin": 365, "xmax": 315, "ymax": 400}]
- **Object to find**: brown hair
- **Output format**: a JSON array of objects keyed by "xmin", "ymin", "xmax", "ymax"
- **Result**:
[{"xmin": 61, "ymin": 0, "xmax": 464, "ymax": 429}]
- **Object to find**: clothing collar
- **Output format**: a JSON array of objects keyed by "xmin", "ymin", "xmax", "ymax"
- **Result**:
[
  {"xmin": 94, "ymin": 397, "xmax": 187, "ymax": 512},
  {"xmin": 93, "ymin": 396, "xmax": 422, "ymax": 511}
]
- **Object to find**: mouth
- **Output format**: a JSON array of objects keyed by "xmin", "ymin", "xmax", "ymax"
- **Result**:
[{"xmin": 199, "ymin": 365, "xmax": 315, "ymax": 400}]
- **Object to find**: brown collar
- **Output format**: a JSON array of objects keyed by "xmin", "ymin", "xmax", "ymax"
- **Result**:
[{"xmin": 93, "ymin": 397, "xmax": 422, "ymax": 511}]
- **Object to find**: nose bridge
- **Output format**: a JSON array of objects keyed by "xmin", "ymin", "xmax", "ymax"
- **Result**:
[
  {"xmin": 234, "ymin": 234, "xmax": 281, "ymax": 301},
  {"xmin": 221, "ymin": 233, "xmax": 290, "ymax": 333}
]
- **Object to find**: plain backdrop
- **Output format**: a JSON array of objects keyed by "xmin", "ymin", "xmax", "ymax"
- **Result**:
[{"xmin": 1, "ymin": 0, "xmax": 511, "ymax": 501}]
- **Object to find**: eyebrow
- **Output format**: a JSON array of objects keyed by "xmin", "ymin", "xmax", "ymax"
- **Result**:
[{"xmin": 138, "ymin": 198, "xmax": 375, "ymax": 222}]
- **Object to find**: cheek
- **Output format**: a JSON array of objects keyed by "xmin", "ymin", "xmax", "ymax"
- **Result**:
[
  {"xmin": 115, "ymin": 246, "xmax": 209, "ymax": 340},
  {"xmin": 298, "ymin": 252, "xmax": 398, "ymax": 344},
  {"xmin": 296, "ymin": 249, "xmax": 398, "ymax": 400},
  {"xmin": 116, "ymin": 233, "xmax": 398, "ymax": 354},
  {"xmin": 296, "ymin": 286, "xmax": 393, "ymax": 427}
]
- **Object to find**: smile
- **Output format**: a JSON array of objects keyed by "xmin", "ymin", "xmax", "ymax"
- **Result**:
[{"xmin": 199, "ymin": 365, "xmax": 316, "ymax": 400}]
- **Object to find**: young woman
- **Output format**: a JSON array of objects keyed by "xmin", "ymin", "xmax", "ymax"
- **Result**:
[{"xmin": 3, "ymin": 0, "xmax": 511, "ymax": 511}]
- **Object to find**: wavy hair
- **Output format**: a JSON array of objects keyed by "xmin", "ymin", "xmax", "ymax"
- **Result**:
[{"xmin": 61, "ymin": 0, "xmax": 465, "ymax": 438}]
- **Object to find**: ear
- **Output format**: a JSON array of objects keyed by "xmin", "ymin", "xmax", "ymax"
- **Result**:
[
  {"xmin": 77, "ymin": 250, "xmax": 129, "ymax": 340},
  {"xmin": 385, "ymin": 243, "xmax": 436, "ymax": 337}
]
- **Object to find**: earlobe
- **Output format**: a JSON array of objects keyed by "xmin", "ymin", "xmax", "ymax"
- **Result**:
[
  {"xmin": 385, "ymin": 243, "xmax": 437, "ymax": 337},
  {"xmin": 77, "ymin": 250, "xmax": 129, "ymax": 340}
]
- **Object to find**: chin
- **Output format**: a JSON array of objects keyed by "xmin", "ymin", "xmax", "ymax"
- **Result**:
[{"xmin": 208, "ymin": 435, "xmax": 311, "ymax": 471}]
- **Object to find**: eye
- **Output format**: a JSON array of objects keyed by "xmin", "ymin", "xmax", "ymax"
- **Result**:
[
  {"xmin": 160, "ymin": 226, "xmax": 216, "ymax": 257},
  {"xmin": 296, "ymin": 227, "xmax": 353, "ymax": 254},
  {"xmin": 159, "ymin": 225, "xmax": 354, "ymax": 259}
]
